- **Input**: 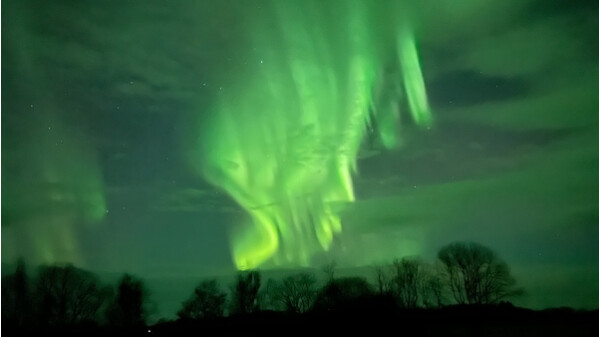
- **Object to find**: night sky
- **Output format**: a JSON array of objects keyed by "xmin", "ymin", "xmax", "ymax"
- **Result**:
[{"xmin": 2, "ymin": 0, "xmax": 598, "ymax": 316}]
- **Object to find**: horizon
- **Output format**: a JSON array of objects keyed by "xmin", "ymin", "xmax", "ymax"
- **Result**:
[{"xmin": 2, "ymin": 251, "xmax": 597, "ymax": 322}]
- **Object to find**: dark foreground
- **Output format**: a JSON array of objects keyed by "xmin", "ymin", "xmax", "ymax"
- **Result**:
[{"xmin": 5, "ymin": 305, "xmax": 598, "ymax": 336}]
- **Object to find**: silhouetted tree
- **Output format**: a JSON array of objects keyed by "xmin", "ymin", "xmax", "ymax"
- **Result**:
[
  {"xmin": 271, "ymin": 273, "xmax": 317, "ymax": 313},
  {"xmin": 313, "ymin": 277, "xmax": 373, "ymax": 311},
  {"xmin": 373, "ymin": 264, "xmax": 394, "ymax": 296},
  {"xmin": 420, "ymin": 263, "xmax": 446, "ymax": 308},
  {"xmin": 1, "ymin": 259, "xmax": 32, "ymax": 328},
  {"xmin": 230, "ymin": 271, "xmax": 261, "ymax": 315},
  {"xmin": 321, "ymin": 261, "xmax": 337, "ymax": 282},
  {"xmin": 438, "ymin": 242, "xmax": 522, "ymax": 305},
  {"xmin": 106, "ymin": 274, "xmax": 148, "ymax": 327},
  {"xmin": 35, "ymin": 264, "xmax": 106, "ymax": 326},
  {"xmin": 392, "ymin": 257, "xmax": 424, "ymax": 308},
  {"xmin": 177, "ymin": 279, "xmax": 226, "ymax": 320},
  {"xmin": 258, "ymin": 278, "xmax": 279, "ymax": 311}
]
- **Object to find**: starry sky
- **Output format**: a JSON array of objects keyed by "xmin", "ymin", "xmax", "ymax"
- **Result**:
[{"xmin": 1, "ymin": 0, "xmax": 598, "ymax": 313}]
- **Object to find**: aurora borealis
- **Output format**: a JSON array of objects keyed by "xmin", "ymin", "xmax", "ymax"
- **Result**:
[
  {"xmin": 1, "ymin": 0, "xmax": 598, "ymax": 317},
  {"xmin": 190, "ymin": 1, "xmax": 432, "ymax": 270}
]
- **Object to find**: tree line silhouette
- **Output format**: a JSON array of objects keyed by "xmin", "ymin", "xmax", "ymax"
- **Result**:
[
  {"xmin": 2, "ymin": 262, "xmax": 148, "ymax": 331},
  {"xmin": 177, "ymin": 241, "xmax": 522, "ymax": 319},
  {"xmin": 3, "ymin": 241, "xmax": 596, "ymax": 336}
]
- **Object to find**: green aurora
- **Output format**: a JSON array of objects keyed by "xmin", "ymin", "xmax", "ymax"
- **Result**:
[
  {"xmin": 1, "ymin": 0, "xmax": 597, "ymax": 316},
  {"xmin": 2, "ymin": 1, "xmax": 106, "ymax": 265},
  {"xmin": 190, "ymin": 1, "xmax": 431, "ymax": 270}
]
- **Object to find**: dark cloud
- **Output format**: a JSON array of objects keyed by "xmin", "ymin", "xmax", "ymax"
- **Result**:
[
  {"xmin": 428, "ymin": 70, "xmax": 529, "ymax": 108},
  {"xmin": 523, "ymin": 0, "xmax": 598, "ymax": 23},
  {"xmin": 154, "ymin": 188, "xmax": 241, "ymax": 214},
  {"xmin": 356, "ymin": 121, "xmax": 573, "ymax": 194}
]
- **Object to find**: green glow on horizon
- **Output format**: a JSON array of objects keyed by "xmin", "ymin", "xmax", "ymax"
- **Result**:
[
  {"xmin": 190, "ymin": 1, "xmax": 432, "ymax": 270},
  {"xmin": 0, "ymin": 1, "xmax": 108, "ymax": 267},
  {"xmin": 1, "ymin": 118, "xmax": 106, "ymax": 266}
]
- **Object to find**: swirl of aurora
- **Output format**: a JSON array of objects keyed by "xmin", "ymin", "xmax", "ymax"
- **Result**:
[{"xmin": 192, "ymin": 1, "xmax": 432, "ymax": 270}]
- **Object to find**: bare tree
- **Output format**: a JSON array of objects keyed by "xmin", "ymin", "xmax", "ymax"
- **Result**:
[
  {"xmin": 438, "ymin": 242, "xmax": 522, "ymax": 305},
  {"xmin": 313, "ymin": 277, "xmax": 373, "ymax": 311},
  {"xmin": 2, "ymin": 259, "xmax": 32, "ymax": 328},
  {"xmin": 372, "ymin": 264, "xmax": 394, "ymax": 296},
  {"xmin": 271, "ymin": 273, "xmax": 317, "ymax": 313},
  {"xmin": 106, "ymin": 274, "xmax": 148, "ymax": 327},
  {"xmin": 420, "ymin": 262, "xmax": 447, "ymax": 308},
  {"xmin": 392, "ymin": 257, "xmax": 424, "ymax": 308},
  {"xmin": 230, "ymin": 270, "xmax": 261, "ymax": 315},
  {"xmin": 178, "ymin": 279, "xmax": 226, "ymax": 320},
  {"xmin": 35, "ymin": 264, "xmax": 106, "ymax": 326},
  {"xmin": 258, "ymin": 278, "xmax": 279, "ymax": 311},
  {"xmin": 321, "ymin": 261, "xmax": 337, "ymax": 282}
]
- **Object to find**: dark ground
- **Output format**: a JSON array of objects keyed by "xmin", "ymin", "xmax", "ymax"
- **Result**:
[{"xmin": 7, "ymin": 304, "xmax": 597, "ymax": 336}]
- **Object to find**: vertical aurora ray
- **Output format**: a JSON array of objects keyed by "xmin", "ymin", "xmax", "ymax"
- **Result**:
[
  {"xmin": 399, "ymin": 27, "xmax": 433, "ymax": 128},
  {"xmin": 1, "ymin": 1, "xmax": 107, "ymax": 266},
  {"xmin": 190, "ymin": 0, "xmax": 432, "ymax": 270},
  {"xmin": 1, "ymin": 115, "xmax": 107, "ymax": 266}
]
